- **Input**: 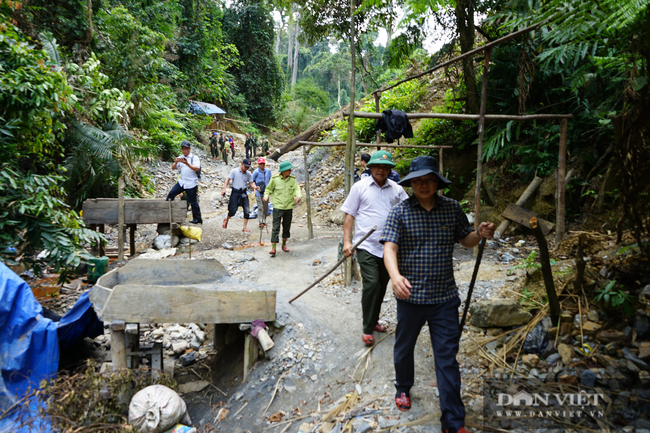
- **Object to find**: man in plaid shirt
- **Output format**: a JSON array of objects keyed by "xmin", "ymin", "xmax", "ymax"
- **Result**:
[{"xmin": 380, "ymin": 156, "xmax": 495, "ymax": 433}]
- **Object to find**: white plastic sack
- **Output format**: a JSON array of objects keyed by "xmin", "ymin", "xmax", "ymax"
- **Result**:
[
  {"xmin": 153, "ymin": 235, "xmax": 180, "ymax": 250},
  {"xmin": 128, "ymin": 385, "xmax": 192, "ymax": 433}
]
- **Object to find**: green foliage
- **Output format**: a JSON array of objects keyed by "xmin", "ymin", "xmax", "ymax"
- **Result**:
[
  {"xmin": 0, "ymin": 166, "xmax": 103, "ymax": 282},
  {"xmin": 222, "ymin": 0, "xmax": 283, "ymax": 124},
  {"xmin": 65, "ymin": 54, "xmax": 134, "ymax": 123},
  {"xmin": 510, "ymin": 250, "xmax": 541, "ymax": 274},
  {"xmin": 594, "ymin": 280, "xmax": 634, "ymax": 317},
  {"xmin": 0, "ymin": 20, "xmax": 72, "ymax": 167},
  {"xmin": 519, "ymin": 287, "xmax": 542, "ymax": 311},
  {"xmin": 95, "ymin": 7, "xmax": 170, "ymax": 92}
]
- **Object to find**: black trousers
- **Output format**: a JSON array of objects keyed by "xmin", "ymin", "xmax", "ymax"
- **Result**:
[
  {"xmin": 356, "ymin": 248, "xmax": 390, "ymax": 335},
  {"xmin": 271, "ymin": 208, "xmax": 292, "ymax": 243},
  {"xmin": 231, "ymin": 147, "xmax": 235, "ymax": 159},
  {"xmin": 166, "ymin": 183, "xmax": 201, "ymax": 222},
  {"xmin": 245, "ymin": 146, "xmax": 251, "ymax": 159},
  {"xmin": 394, "ymin": 297, "xmax": 464, "ymax": 431},
  {"xmin": 227, "ymin": 188, "xmax": 250, "ymax": 218}
]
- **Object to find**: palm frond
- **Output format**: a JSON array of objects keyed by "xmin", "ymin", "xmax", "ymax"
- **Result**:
[
  {"xmin": 39, "ymin": 32, "xmax": 63, "ymax": 67},
  {"xmin": 71, "ymin": 122, "xmax": 115, "ymax": 161}
]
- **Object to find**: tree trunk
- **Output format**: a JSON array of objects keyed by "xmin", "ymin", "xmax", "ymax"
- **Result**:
[
  {"xmin": 291, "ymin": 25, "xmax": 300, "ymax": 87},
  {"xmin": 275, "ymin": 12, "xmax": 284, "ymax": 54},
  {"xmin": 455, "ymin": 0, "xmax": 478, "ymax": 114},
  {"xmin": 287, "ymin": 13, "xmax": 295, "ymax": 78}
]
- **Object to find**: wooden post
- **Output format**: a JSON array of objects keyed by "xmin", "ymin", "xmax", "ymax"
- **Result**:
[
  {"xmin": 374, "ymin": 92, "xmax": 382, "ymax": 150},
  {"xmin": 303, "ymin": 145, "xmax": 313, "ymax": 240},
  {"xmin": 110, "ymin": 320, "xmax": 127, "ymax": 369},
  {"xmin": 344, "ymin": 0, "xmax": 357, "ymax": 287},
  {"xmin": 530, "ymin": 217, "xmax": 560, "ymax": 326},
  {"xmin": 118, "ymin": 176, "xmax": 125, "ymax": 261},
  {"xmin": 99, "ymin": 224, "xmax": 105, "ymax": 257},
  {"xmin": 473, "ymin": 49, "xmax": 491, "ymax": 249},
  {"xmin": 243, "ymin": 333, "xmax": 259, "ymax": 381},
  {"xmin": 555, "ymin": 118, "xmax": 568, "ymax": 246},
  {"xmin": 129, "ymin": 224, "xmax": 136, "ymax": 257}
]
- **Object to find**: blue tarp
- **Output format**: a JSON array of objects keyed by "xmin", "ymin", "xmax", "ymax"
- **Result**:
[
  {"xmin": 0, "ymin": 262, "xmax": 104, "ymax": 431},
  {"xmin": 188, "ymin": 100, "xmax": 226, "ymax": 115}
]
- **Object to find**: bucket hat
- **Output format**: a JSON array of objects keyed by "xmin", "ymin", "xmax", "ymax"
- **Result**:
[
  {"xmin": 398, "ymin": 156, "xmax": 451, "ymax": 188},
  {"xmin": 279, "ymin": 161, "xmax": 294, "ymax": 172},
  {"xmin": 257, "ymin": 157, "xmax": 266, "ymax": 164},
  {"xmin": 367, "ymin": 150, "xmax": 396, "ymax": 167}
]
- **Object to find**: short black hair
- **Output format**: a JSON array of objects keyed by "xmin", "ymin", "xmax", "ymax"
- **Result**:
[{"xmin": 360, "ymin": 153, "xmax": 371, "ymax": 163}]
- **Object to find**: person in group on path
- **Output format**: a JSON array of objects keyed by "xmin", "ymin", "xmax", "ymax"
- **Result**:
[
  {"xmin": 380, "ymin": 156, "xmax": 495, "ymax": 430},
  {"xmin": 220, "ymin": 133, "xmax": 228, "ymax": 165},
  {"xmin": 229, "ymin": 135, "xmax": 235, "ymax": 159},
  {"xmin": 262, "ymin": 136, "xmax": 269, "ymax": 155},
  {"xmin": 359, "ymin": 153, "xmax": 372, "ymax": 179},
  {"xmin": 341, "ymin": 150, "xmax": 408, "ymax": 347},
  {"xmin": 166, "ymin": 140, "xmax": 203, "ymax": 224},
  {"xmin": 222, "ymin": 158, "xmax": 258, "ymax": 232},
  {"xmin": 244, "ymin": 133, "xmax": 252, "ymax": 159},
  {"xmin": 209, "ymin": 132, "xmax": 220, "ymax": 160},
  {"xmin": 252, "ymin": 134, "xmax": 258, "ymax": 157},
  {"xmin": 263, "ymin": 161, "xmax": 302, "ymax": 256},
  {"xmin": 252, "ymin": 157, "xmax": 272, "ymax": 229}
]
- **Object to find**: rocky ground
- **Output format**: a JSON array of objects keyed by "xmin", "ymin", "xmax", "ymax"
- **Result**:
[{"xmin": 25, "ymin": 138, "xmax": 650, "ymax": 432}]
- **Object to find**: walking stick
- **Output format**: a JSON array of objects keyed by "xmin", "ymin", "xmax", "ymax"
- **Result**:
[
  {"xmin": 459, "ymin": 237, "xmax": 487, "ymax": 334},
  {"xmin": 289, "ymin": 226, "xmax": 376, "ymax": 304}
]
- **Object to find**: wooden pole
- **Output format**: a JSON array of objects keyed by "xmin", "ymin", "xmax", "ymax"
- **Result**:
[
  {"xmin": 459, "ymin": 238, "xmax": 487, "ymax": 333},
  {"xmin": 369, "ymin": 21, "xmax": 544, "ymax": 96},
  {"xmin": 555, "ymin": 118, "xmax": 568, "ymax": 246},
  {"xmin": 374, "ymin": 92, "xmax": 381, "ymax": 150},
  {"xmin": 303, "ymin": 145, "xmax": 313, "ymax": 239},
  {"xmin": 343, "ymin": 111, "xmax": 572, "ymax": 121},
  {"xmin": 344, "ymin": 0, "xmax": 357, "ymax": 287},
  {"xmin": 289, "ymin": 226, "xmax": 376, "ymax": 304},
  {"xmin": 530, "ymin": 217, "xmax": 561, "ymax": 326},
  {"xmin": 298, "ymin": 141, "xmax": 453, "ymax": 150},
  {"xmin": 118, "ymin": 176, "xmax": 125, "ymax": 261},
  {"xmin": 129, "ymin": 224, "xmax": 136, "ymax": 257},
  {"xmin": 474, "ymin": 49, "xmax": 491, "ymax": 240},
  {"xmin": 109, "ymin": 320, "xmax": 127, "ymax": 369}
]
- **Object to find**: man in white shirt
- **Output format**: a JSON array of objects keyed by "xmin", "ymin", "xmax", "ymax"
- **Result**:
[
  {"xmin": 341, "ymin": 150, "xmax": 408, "ymax": 346},
  {"xmin": 166, "ymin": 140, "xmax": 202, "ymax": 224}
]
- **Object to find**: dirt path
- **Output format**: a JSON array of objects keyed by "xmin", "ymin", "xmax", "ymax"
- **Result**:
[{"xmin": 138, "ymin": 144, "xmax": 521, "ymax": 432}]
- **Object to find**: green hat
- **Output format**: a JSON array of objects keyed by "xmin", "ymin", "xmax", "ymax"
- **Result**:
[
  {"xmin": 279, "ymin": 161, "xmax": 294, "ymax": 172},
  {"xmin": 367, "ymin": 150, "xmax": 396, "ymax": 167}
]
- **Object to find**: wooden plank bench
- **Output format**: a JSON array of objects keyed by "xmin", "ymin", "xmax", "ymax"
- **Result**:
[{"xmin": 82, "ymin": 199, "xmax": 188, "ymax": 256}]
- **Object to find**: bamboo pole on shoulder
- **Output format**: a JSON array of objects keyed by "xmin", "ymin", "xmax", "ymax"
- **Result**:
[{"xmin": 473, "ymin": 49, "xmax": 491, "ymax": 252}]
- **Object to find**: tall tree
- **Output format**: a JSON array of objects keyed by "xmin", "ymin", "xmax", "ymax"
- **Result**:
[{"xmin": 223, "ymin": 0, "xmax": 283, "ymax": 124}]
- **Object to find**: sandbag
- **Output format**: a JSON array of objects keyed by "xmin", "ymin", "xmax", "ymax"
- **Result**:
[
  {"xmin": 128, "ymin": 385, "xmax": 191, "ymax": 433},
  {"xmin": 179, "ymin": 225, "xmax": 202, "ymax": 242}
]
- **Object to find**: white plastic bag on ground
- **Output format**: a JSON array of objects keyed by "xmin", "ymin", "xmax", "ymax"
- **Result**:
[{"xmin": 129, "ymin": 385, "xmax": 192, "ymax": 433}]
